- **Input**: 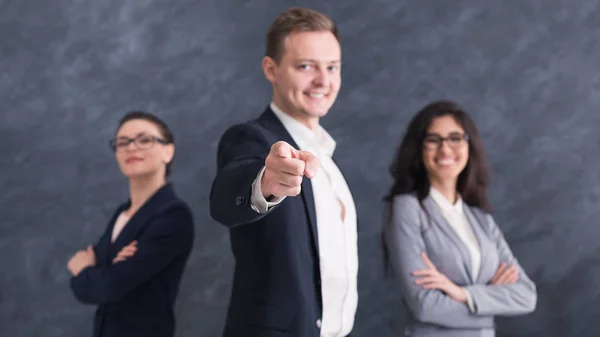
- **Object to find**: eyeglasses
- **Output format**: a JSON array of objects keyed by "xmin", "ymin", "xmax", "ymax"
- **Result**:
[
  {"xmin": 109, "ymin": 134, "xmax": 168, "ymax": 152},
  {"xmin": 423, "ymin": 133, "xmax": 469, "ymax": 150}
]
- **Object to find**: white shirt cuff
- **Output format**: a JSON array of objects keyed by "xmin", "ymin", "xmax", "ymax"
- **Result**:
[
  {"xmin": 250, "ymin": 166, "xmax": 285, "ymax": 214},
  {"xmin": 462, "ymin": 287, "xmax": 477, "ymax": 313}
]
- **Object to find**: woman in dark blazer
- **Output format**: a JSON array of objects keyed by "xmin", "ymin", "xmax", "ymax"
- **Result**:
[
  {"xmin": 67, "ymin": 111, "xmax": 194, "ymax": 337},
  {"xmin": 383, "ymin": 101, "xmax": 537, "ymax": 337}
]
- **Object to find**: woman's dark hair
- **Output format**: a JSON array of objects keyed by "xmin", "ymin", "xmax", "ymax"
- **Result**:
[
  {"xmin": 385, "ymin": 100, "xmax": 492, "ymax": 212},
  {"xmin": 116, "ymin": 111, "xmax": 175, "ymax": 177}
]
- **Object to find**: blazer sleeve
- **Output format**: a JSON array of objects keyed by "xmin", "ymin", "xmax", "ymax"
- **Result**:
[
  {"xmin": 70, "ymin": 206, "xmax": 194, "ymax": 304},
  {"xmin": 464, "ymin": 214, "xmax": 537, "ymax": 316},
  {"xmin": 209, "ymin": 123, "xmax": 280, "ymax": 228},
  {"xmin": 384, "ymin": 195, "xmax": 495, "ymax": 329}
]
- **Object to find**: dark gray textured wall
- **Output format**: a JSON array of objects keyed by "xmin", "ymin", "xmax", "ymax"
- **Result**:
[{"xmin": 1, "ymin": 0, "xmax": 599, "ymax": 336}]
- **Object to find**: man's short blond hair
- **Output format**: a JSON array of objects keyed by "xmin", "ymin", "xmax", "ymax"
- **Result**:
[{"xmin": 266, "ymin": 7, "xmax": 339, "ymax": 63}]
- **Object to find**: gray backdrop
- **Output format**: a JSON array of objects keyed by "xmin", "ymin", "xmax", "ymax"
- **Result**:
[{"xmin": 1, "ymin": 0, "xmax": 599, "ymax": 336}]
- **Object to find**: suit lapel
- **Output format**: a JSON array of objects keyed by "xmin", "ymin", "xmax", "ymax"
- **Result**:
[
  {"xmin": 258, "ymin": 108, "xmax": 319, "ymax": 254},
  {"xmin": 112, "ymin": 184, "xmax": 176, "ymax": 250},
  {"xmin": 463, "ymin": 205, "xmax": 493, "ymax": 283},
  {"xmin": 300, "ymin": 180, "xmax": 319, "ymax": 253},
  {"xmin": 423, "ymin": 196, "xmax": 475, "ymax": 282},
  {"xmin": 97, "ymin": 204, "xmax": 129, "ymax": 264}
]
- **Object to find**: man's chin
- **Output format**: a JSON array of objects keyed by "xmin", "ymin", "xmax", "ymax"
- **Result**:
[{"xmin": 302, "ymin": 107, "xmax": 331, "ymax": 118}]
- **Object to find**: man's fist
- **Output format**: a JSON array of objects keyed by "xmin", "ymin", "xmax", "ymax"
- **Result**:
[{"xmin": 261, "ymin": 141, "xmax": 320, "ymax": 198}]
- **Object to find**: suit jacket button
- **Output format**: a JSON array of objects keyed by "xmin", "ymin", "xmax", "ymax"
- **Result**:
[
  {"xmin": 316, "ymin": 319, "xmax": 322, "ymax": 329},
  {"xmin": 235, "ymin": 196, "xmax": 247, "ymax": 207}
]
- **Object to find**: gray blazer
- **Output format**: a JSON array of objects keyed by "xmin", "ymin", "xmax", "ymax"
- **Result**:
[{"xmin": 384, "ymin": 193, "xmax": 537, "ymax": 337}]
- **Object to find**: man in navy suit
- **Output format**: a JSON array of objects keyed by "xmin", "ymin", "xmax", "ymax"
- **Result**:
[{"xmin": 210, "ymin": 7, "xmax": 359, "ymax": 337}]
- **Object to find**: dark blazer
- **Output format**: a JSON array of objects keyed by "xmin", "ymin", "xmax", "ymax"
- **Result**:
[
  {"xmin": 70, "ymin": 183, "xmax": 194, "ymax": 337},
  {"xmin": 210, "ymin": 107, "xmax": 331, "ymax": 337},
  {"xmin": 384, "ymin": 193, "xmax": 537, "ymax": 337}
]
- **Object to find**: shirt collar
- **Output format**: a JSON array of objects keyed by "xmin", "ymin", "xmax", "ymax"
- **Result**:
[
  {"xmin": 270, "ymin": 102, "xmax": 336, "ymax": 156},
  {"xmin": 429, "ymin": 187, "xmax": 464, "ymax": 214}
]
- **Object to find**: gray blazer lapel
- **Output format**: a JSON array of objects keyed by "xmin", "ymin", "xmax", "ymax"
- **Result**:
[
  {"xmin": 422, "ymin": 196, "xmax": 475, "ymax": 283},
  {"xmin": 463, "ymin": 204, "xmax": 494, "ymax": 284},
  {"xmin": 462, "ymin": 205, "xmax": 485, "ymax": 283}
]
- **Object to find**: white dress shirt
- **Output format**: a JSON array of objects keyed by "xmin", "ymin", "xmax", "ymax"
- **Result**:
[
  {"xmin": 111, "ymin": 212, "xmax": 130, "ymax": 243},
  {"xmin": 250, "ymin": 103, "xmax": 359, "ymax": 337},
  {"xmin": 429, "ymin": 187, "xmax": 481, "ymax": 312}
]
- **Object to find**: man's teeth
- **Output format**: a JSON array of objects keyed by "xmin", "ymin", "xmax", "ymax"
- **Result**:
[{"xmin": 309, "ymin": 93, "xmax": 325, "ymax": 98}]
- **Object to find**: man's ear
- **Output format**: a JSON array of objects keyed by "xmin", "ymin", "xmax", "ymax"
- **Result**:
[{"xmin": 262, "ymin": 56, "xmax": 278, "ymax": 84}]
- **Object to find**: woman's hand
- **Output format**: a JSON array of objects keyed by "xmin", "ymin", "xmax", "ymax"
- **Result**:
[
  {"xmin": 67, "ymin": 245, "xmax": 96, "ymax": 276},
  {"xmin": 113, "ymin": 240, "xmax": 138, "ymax": 264},
  {"xmin": 413, "ymin": 252, "xmax": 467, "ymax": 303},
  {"xmin": 489, "ymin": 262, "xmax": 519, "ymax": 285}
]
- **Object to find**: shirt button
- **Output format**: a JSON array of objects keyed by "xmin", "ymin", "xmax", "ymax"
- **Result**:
[{"xmin": 316, "ymin": 319, "xmax": 322, "ymax": 329}]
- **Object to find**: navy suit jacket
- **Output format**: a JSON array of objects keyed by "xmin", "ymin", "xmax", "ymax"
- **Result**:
[
  {"xmin": 70, "ymin": 184, "xmax": 194, "ymax": 337},
  {"xmin": 210, "ymin": 108, "xmax": 334, "ymax": 337}
]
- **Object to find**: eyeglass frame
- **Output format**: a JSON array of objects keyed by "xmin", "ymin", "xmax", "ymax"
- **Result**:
[
  {"xmin": 109, "ymin": 134, "xmax": 169, "ymax": 152},
  {"xmin": 422, "ymin": 132, "xmax": 470, "ymax": 150}
]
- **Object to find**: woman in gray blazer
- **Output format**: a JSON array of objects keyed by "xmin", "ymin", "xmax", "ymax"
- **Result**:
[{"xmin": 383, "ymin": 100, "xmax": 537, "ymax": 337}]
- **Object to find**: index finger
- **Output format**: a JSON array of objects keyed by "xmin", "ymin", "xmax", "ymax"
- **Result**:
[{"xmin": 272, "ymin": 141, "xmax": 299, "ymax": 159}]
